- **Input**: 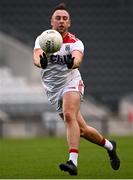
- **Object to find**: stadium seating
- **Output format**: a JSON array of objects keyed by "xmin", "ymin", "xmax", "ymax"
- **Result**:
[{"xmin": 0, "ymin": 67, "xmax": 52, "ymax": 116}]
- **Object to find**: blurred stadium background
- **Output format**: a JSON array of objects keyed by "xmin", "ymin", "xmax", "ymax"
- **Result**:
[{"xmin": 0, "ymin": 0, "xmax": 133, "ymax": 138}]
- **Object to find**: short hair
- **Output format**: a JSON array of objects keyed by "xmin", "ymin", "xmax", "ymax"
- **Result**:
[{"xmin": 51, "ymin": 3, "xmax": 70, "ymax": 17}]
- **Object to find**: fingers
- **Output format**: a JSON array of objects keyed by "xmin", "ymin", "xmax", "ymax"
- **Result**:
[
  {"xmin": 39, "ymin": 52, "xmax": 48, "ymax": 69},
  {"xmin": 40, "ymin": 54, "xmax": 42, "ymax": 59},
  {"xmin": 72, "ymin": 56, "xmax": 75, "ymax": 61},
  {"xmin": 40, "ymin": 52, "xmax": 46, "ymax": 59}
]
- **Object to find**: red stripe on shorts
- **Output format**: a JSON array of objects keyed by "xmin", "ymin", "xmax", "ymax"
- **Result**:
[{"xmin": 78, "ymin": 80, "xmax": 84, "ymax": 93}]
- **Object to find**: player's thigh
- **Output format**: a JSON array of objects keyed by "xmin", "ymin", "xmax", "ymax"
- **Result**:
[{"xmin": 62, "ymin": 91, "xmax": 80, "ymax": 114}]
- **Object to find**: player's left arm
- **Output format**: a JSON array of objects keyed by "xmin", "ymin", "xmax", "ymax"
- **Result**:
[
  {"xmin": 71, "ymin": 50, "xmax": 84, "ymax": 69},
  {"xmin": 65, "ymin": 39, "xmax": 84, "ymax": 69}
]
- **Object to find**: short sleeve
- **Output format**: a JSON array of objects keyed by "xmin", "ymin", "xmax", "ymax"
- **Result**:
[{"xmin": 71, "ymin": 40, "xmax": 84, "ymax": 53}]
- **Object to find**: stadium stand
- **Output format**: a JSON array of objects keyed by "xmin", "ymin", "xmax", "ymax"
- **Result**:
[
  {"xmin": 0, "ymin": 67, "xmax": 58, "ymax": 137},
  {"xmin": 0, "ymin": 67, "xmax": 52, "ymax": 116}
]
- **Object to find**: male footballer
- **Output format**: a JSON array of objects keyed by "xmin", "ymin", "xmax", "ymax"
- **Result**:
[{"xmin": 33, "ymin": 3, "xmax": 120, "ymax": 176}]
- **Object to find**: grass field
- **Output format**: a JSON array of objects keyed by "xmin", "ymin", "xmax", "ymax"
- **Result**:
[{"xmin": 0, "ymin": 136, "xmax": 133, "ymax": 179}]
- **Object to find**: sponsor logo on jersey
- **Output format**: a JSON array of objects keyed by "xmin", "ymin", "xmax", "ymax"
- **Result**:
[{"xmin": 49, "ymin": 55, "xmax": 68, "ymax": 65}]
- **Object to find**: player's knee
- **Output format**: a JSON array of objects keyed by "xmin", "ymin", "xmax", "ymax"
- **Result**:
[{"xmin": 63, "ymin": 110, "xmax": 75, "ymax": 123}]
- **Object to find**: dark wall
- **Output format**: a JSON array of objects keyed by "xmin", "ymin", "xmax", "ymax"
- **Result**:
[{"xmin": 0, "ymin": 0, "xmax": 133, "ymax": 111}]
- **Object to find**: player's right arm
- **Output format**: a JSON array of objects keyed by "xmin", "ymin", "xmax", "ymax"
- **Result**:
[
  {"xmin": 33, "ymin": 48, "xmax": 48, "ymax": 69},
  {"xmin": 33, "ymin": 48, "xmax": 43, "ymax": 68},
  {"xmin": 33, "ymin": 36, "xmax": 48, "ymax": 69}
]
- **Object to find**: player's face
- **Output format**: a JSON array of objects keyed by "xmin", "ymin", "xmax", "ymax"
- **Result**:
[{"xmin": 51, "ymin": 10, "xmax": 71, "ymax": 36}]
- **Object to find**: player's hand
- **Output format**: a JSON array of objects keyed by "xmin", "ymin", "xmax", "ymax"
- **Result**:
[
  {"xmin": 65, "ymin": 54, "xmax": 75, "ymax": 69},
  {"xmin": 40, "ymin": 52, "xmax": 48, "ymax": 69}
]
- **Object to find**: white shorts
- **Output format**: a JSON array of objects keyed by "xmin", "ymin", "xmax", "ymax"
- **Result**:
[{"xmin": 45, "ymin": 76, "xmax": 84, "ymax": 113}]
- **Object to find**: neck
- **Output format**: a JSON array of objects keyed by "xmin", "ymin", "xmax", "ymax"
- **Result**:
[{"xmin": 61, "ymin": 32, "xmax": 68, "ymax": 38}]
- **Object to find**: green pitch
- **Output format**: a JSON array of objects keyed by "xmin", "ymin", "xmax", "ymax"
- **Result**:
[{"xmin": 0, "ymin": 136, "xmax": 132, "ymax": 179}]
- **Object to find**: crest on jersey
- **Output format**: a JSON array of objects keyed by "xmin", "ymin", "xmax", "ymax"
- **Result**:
[{"xmin": 65, "ymin": 45, "xmax": 70, "ymax": 51}]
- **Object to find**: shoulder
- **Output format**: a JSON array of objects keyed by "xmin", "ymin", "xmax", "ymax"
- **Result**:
[
  {"xmin": 62, "ymin": 33, "xmax": 84, "ymax": 54},
  {"xmin": 63, "ymin": 32, "xmax": 82, "ymax": 44}
]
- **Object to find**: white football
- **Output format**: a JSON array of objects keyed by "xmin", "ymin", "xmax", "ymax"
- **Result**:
[{"xmin": 39, "ymin": 29, "xmax": 63, "ymax": 53}]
